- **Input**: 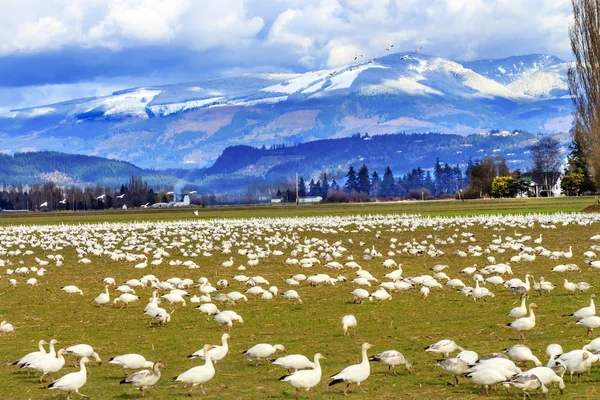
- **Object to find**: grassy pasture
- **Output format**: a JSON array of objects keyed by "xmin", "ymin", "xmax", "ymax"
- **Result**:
[{"xmin": 0, "ymin": 198, "xmax": 599, "ymax": 399}]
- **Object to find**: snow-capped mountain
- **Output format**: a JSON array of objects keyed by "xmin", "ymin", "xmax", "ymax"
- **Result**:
[{"xmin": 1, "ymin": 53, "xmax": 572, "ymax": 169}]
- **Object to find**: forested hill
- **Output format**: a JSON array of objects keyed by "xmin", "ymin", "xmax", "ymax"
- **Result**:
[
  {"xmin": 0, "ymin": 152, "xmax": 179, "ymax": 187},
  {"xmin": 204, "ymin": 131, "xmax": 542, "ymax": 182}
]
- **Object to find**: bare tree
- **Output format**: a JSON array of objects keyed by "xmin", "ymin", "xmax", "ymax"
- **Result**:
[
  {"xmin": 529, "ymin": 137, "xmax": 563, "ymax": 192},
  {"xmin": 569, "ymin": 0, "xmax": 600, "ymax": 185}
]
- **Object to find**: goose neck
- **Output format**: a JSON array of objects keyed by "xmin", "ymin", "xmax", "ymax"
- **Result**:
[{"xmin": 361, "ymin": 347, "xmax": 369, "ymax": 364}]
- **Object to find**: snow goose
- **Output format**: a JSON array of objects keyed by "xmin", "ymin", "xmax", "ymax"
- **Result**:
[
  {"xmin": 466, "ymin": 368, "xmax": 507, "ymax": 396},
  {"xmin": 519, "ymin": 367, "xmax": 565, "ymax": 394},
  {"xmin": 196, "ymin": 303, "xmax": 219, "ymax": 320},
  {"xmin": 436, "ymin": 357, "xmax": 469, "ymax": 386},
  {"xmin": 564, "ymin": 279, "xmax": 578, "ymax": 293},
  {"xmin": 424, "ymin": 340, "xmax": 464, "ymax": 358},
  {"xmin": 351, "ymin": 288, "xmax": 371, "ymax": 303},
  {"xmin": 243, "ymin": 343, "xmax": 286, "ymax": 366},
  {"xmin": 282, "ymin": 290, "xmax": 303, "ymax": 304},
  {"xmin": 108, "ymin": 354, "xmax": 153, "ymax": 369},
  {"xmin": 279, "ymin": 353, "xmax": 324, "ymax": 400},
  {"xmin": 507, "ymin": 303, "xmax": 537, "ymax": 340},
  {"xmin": 551, "ymin": 351, "xmax": 598, "ymax": 382},
  {"xmin": 66, "ymin": 344, "xmax": 102, "ymax": 365},
  {"xmin": 213, "ymin": 311, "xmax": 243, "ymax": 330},
  {"xmin": 26, "ymin": 348, "xmax": 66, "ymax": 383},
  {"xmin": 503, "ymin": 374, "xmax": 548, "ymax": 398},
  {"xmin": 545, "ymin": 344, "xmax": 563, "ymax": 365},
  {"xmin": 13, "ymin": 340, "xmax": 47, "ymax": 367},
  {"xmin": 48, "ymin": 357, "xmax": 90, "ymax": 399},
  {"xmin": 188, "ymin": 333, "xmax": 230, "ymax": 369},
  {"xmin": 369, "ymin": 350, "xmax": 412, "ymax": 375},
  {"xmin": 61, "ymin": 285, "xmax": 83, "ymax": 295},
  {"xmin": 112, "ymin": 293, "xmax": 140, "ymax": 307},
  {"xmin": 329, "ymin": 343, "xmax": 373, "ymax": 395},
  {"xmin": 161, "ymin": 292, "xmax": 186, "ymax": 307},
  {"xmin": 583, "ymin": 338, "xmax": 600, "ymax": 352},
  {"xmin": 121, "ymin": 361, "xmax": 165, "ymax": 396},
  {"xmin": 570, "ymin": 294, "xmax": 596, "ymax": 320},
  {"xmin": 576, "ymin": 316, "xmax": 600, "ymax": 336},
  {"xmin": 370, "ymin": 288, "xmax": 392, "ymax": 302},
  {"xmin": 504, "ymin": 345, "xmax": 542, "ymax": 366},
  {"xmin": 174, "ymin": 344, "xmax": 216, "ymax": 395},
  {"xmin": 93, "ymin": 286, "xmax": 110, "ymax": 307},
  {"xmin": 457, "ymin": 350, "xmax": 479, "ymax": 365},
  {"xmin": 342, "ymin": 315, "xmax": 357, "ymax": 336},
  {"xmin": 508, "ymin": 296, "xmax": 528, "ymax": 319},
  {"xmin": 1, "ymin": 320, "xmax": 14, "ymax": 334},
  {"xmin": 273, "ymin": 354, "xmax": 315, "ymax": 373}
]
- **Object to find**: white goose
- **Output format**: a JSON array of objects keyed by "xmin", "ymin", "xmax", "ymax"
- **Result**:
[
  {"xmin": 13, "ymin": 339, "xmax": 47, "ymax": 367},
  {"xmin": 273, "ymin": 354, "xmax": 315, "ymax": 373},
  {"xmin": 436, "ymin": 358, "xmax": 470, "ymax": 386},
  {"xmin": 48, "ymin": 357, "xmax": 90, "ymax": 399},
  {"xmin": 108, "ymin": 354, "xmax": 154, "ymax": 369},
  {"xmin": 188, "ymin": 333, "xmax": 231, "ymax": 368},
  {"xmin": 121, "ymin": 361, "xmax": 164, "ymax": 396},
  {"xmin": 576, "ymin": 316, "xmax": 600, "ymax": 336},
  {"xmin": 369, "ymin": 350, "xmax": 412, "ymax": 375},
  {"xmin": 65, "ymin": 344, "xmax": 102, "ymax": 365},
  {"xmin": 508, "ymin": 296, "xmax": 528, "ymax": 319},
  {"xmin": 174, "ymin": 344, "xmax": 216, "ymax": 395},
  {"xmin": 61, "ymin": 285, "xmax": 83, "ymax": 295},
  {"xmin": 329, "ymin": 343, "xmax": 373, "ymax": 395},
  {"xmin": 519, "ymin": 367, "xmax": 565, "ymax": 394},
  {"xmin": 507, "ymin": 303, "xmax": 537, "ymax": 340},
  {"xmin": 342, "ymin": 315, "xmax": 357, "ymax": 336},
  {"xmin": 279, "ymin": 353, "xmax": 325, "ymax": 400},
  {"xmin": 570, "ymin": 294, "xmax": 596, "ymax": 320},
  {"xmin": 243, "ymin": 343, "xmax": 286, "ymax": 366},
  {"xmin": 466, "ymin": 368, "xmax": 508, "ymax": 396},
  {"xmin": 93, "ymin": 285, "xmax": 110, "ymax": 307},
  {"xmin": 504, "ymin": 345, "xmax": 542, "ymax": 366},
  {"xmin": 26, "ymin": 348, "xmax": 66, "ymax": 383},
  {"xmin": 424, "ymin": 340, "xmax": 464, "ymax": 357}
]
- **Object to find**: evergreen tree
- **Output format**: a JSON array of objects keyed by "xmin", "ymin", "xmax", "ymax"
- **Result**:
[
  {"xmin": 298, "ymin": 176, "xmax": 306, "ymax": 197},
  {"xmin": 308, "ymin": 178, "xmax": 316, "ymax": 196},
  {"xmin": 331, "ymin": 179, "xmax": 340, "ymax": 191},
  {"xmin": 370, "ymin": 171, "xmax": 381, "ymax": 197},
  {"xmin": 309, "ymin": 180, "xmax": 322, "ymax": 196},
  {"xmin": 465, "ymin": 157, "xmax": 475, "ymax": 185},
  {"xmin": 443, "ymin": 163, "xmax": 454, "ymax": 194},
  {"xmin": 424, "ymin": 171, "xmax": 435, "ymax": 193},
  {"xmin": 321, "ymin": 172, "xmax": 330, "ymax": 198},
  {"xmin": 453, "ymin": 165, "xmax": 464, "ymax": 191},
  {"xmin": 380, "ymin": 166, "xmax": 395, "ymax": 197},
  {"xmin": 344, "ymin": 166, "xmax": 359, "ymax": 193},
  {"xmin": 433, "ymin": 157, "xmax": 443, "ymax": 194},
  {"xmin": 357, "ymin": 164, "xmax": 371, "ymax": 194}
]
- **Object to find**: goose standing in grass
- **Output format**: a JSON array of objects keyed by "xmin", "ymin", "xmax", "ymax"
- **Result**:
[
  {"xmin": 273, "ymin": 354, "xmax": 315, "ymax": 373},
  {"xmin": 369, "ymin": 350, "xmax": 412, "ymax": 375},
  {"xmin": 13, "ymin": 340, "xmax": 48, "ymax": 367},
  {"xmin": 424, "ymin": 340, "xmax": 464, "ymax": 358},
  {"xmin": 65, "ymin": 344, "xmax": 102, "ymax": 365},
  {"xmin": 342, "ymin": 315, "xmax": 357, "ymax": 336},
  {"xmin": 570, "ymin": 295, "xmax": 596, "ymax": 320},
  {"xmin": 280, "ymin": 353, "xmax": 325, "ymax": 400},
  {"xmin": 507, "ymin": 303, "xmax": 537, "ymax": 340},
  {"xmin": 503, "ymin": 374, "xmax": 548, "ymax": 398},
  {"xmin": 121, "ymin": 361, "xmax": 165, "ymax": 397},
  {"xmin": 466, "ymin": 368, "xmax": 507, "ymax": 396},
  {"xmin": 108, "ymin": 354, "xmax": 154, "ymax": 370},
  {"xmin": 576, "ymin": 316, "xmax": 600, "ymax": 336},
  {"xmin": 564, "ymin": 279, "xmax": 578, "ymax": 293},
  {"xmin": 518, "ymin": 367, "xmax": 565, "ymax": 394},
  {"xmin": 504, "ymin": 345, "xmax": 542, "ymax": 366},
  {"xmin": 436, "ymin": 358, "xmax": 470, "ymax": 386},
  {"xmin": 48, "ymin": 357, "xmax": 90, "ymax": 399},
  {"xmin": 1, "ymin": 320, "xmax": 14, "ymax": 334},
  {"xmin": 61, "ymin": 285, "xmax": 83, "ymax": 295},
  {"xmin": 26, "ymin": 348, "xmax": 66, "ymax": 383},
  {"xmin": 188, "ymin": 333, "xmax": 230, "ymax": 369},
  {"xmin": 243, "ymin": 343, "xmax": 286, "ymax": 366},
  {"xmin": 174, "ymin": 344, "xmax": 216, "ymax": 395},
  {"xmin": 508, "ymin": 296, "xmax": 528, "ymax": 319},
  {"xmin": 282, "ymin": 290, "xmax": 303, "ymax": 304},
  {"xmin": 329, "ymin": 343, "xmax": 373, "ymax": 395},
  {"xmin": 583, "ymin": 337, "xmax": 600, "ymax": 351},
  {"xmin": 112, "ymin": 293, "xmax": 140, "ymax": 307},
  {"xmin": 93, "ymin": 286, "xmax": 110, "ymax": 307}
]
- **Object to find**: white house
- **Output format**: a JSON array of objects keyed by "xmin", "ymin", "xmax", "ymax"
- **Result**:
[{"xmin": 298, "ymin": 196, "xmax": 322, "ymax": 204}]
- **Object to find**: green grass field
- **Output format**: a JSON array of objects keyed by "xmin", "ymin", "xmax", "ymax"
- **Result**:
[{"xmin": 1, "ymin": 197, "xmax": 600, "ymax": 399}]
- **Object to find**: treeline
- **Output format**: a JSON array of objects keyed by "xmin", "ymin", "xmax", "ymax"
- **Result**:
[{"xmin": 0, "ymin": 176, "xmax": 176, "ymax": 211}]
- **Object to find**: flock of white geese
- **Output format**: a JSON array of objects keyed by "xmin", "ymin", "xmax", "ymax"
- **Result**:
[{"xmin": 2, "ymin": 212, "xmax": 600, "ymax": 398}]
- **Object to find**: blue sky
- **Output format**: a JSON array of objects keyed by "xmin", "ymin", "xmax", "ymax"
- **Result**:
[{"xmin": 1, "ymin": 0, "xmax": 573, "ymax": 115}]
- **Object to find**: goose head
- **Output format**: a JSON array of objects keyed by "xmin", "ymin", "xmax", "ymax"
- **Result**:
[
  {"xmin": 314, "ymin": 353, "xmax": 326, "ymax": 361},
  {"xmin": 274, "ymin": 344, "xmax": 287, "ymax": 353},
  {"xmin": 80, "ymin": 357, "xmax": 90, "ymax": 365},
  {"xmin": 362, "ymin": 343, "xmax": 374, "ymax": 351},
  {"xmin": 529, "ymin": 303, "xmax": 538, "ymax": 310}
]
